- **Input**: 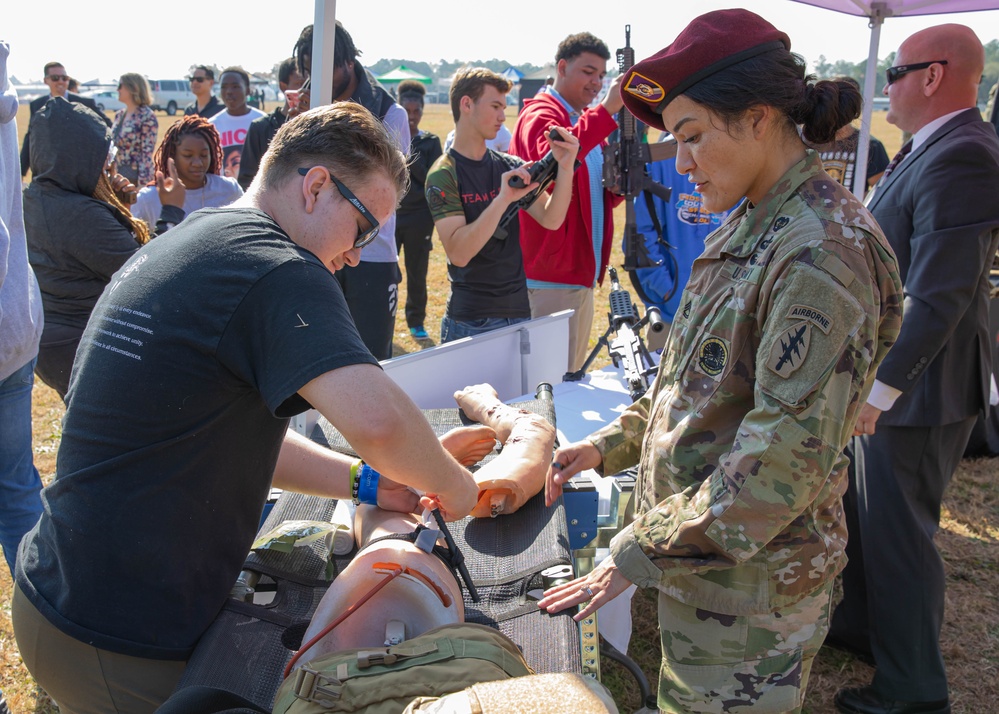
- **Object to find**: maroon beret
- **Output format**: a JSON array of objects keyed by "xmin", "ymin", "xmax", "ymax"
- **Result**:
[{"xmin": 622, "ymin": 9, "xmax": 790, "ymax": 131}]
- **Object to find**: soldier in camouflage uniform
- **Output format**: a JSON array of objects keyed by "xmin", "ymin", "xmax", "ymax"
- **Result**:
[{"xmin": 538, "ymin": 10, "xmax": 903, "ymax": 713}]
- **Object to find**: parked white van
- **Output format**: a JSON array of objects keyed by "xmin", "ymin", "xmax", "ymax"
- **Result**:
[{"xmin": 149, "ymin": 79, "xmax": 197, "ymax": 115}]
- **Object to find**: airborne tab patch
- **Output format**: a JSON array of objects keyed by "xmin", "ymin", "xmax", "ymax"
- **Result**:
[
  {"xmin": 786, "ymin": 305, "xmax": 832, "ymax": 334},
  {"xmin": 768, "ymin": 322, "xmax": 811, "ymax": 378}
]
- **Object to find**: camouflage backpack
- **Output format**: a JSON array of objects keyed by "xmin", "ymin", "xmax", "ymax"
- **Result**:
[{"xmin": 271, "ymin": 623, "xmax": 533, "ymax": 714}]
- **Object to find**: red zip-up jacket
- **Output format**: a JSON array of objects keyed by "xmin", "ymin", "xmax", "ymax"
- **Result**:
[{"xmin": 509, "ymin": 92, "xmax": 622, "ymax": 287}]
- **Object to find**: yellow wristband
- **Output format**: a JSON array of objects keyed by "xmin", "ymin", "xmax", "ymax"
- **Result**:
[{"xmin": 349, "ymin": 458, "xmax": 363, "ymax": 505}]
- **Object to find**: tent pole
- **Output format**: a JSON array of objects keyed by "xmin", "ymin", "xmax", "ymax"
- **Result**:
[
  {"xmin": 311, "ymin": 0, "xmax": 337, "ymax": 108},
  {"xmin": 856, "ymin": 1, "xmax": 887, "ymax": 199}
]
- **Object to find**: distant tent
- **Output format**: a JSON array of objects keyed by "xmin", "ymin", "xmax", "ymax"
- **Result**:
[
  {"xmin": 375, "ymin": 65, "xmax": 432, "ymax": 86},
  {"xmin": 500, "ymin": 67, "xmax": 524, "ymax": 84}
]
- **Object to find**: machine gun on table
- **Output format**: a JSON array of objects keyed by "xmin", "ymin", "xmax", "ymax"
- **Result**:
[
  {"xmin": 565, "ymin": 267, "xmax": 666, "ymax": 402},
  {"xmin": 603, "ymin": 25, "xmax": 678, "ymax": 273}
]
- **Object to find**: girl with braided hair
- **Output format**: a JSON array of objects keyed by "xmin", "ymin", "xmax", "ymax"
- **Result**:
[{"xmin": 132, "ymin": 115, "xmax": 243, "ymax": 231}]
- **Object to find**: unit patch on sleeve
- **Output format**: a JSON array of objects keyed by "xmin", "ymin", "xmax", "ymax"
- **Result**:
[
  {"xmin": 427, "ymin": 186, "xmax": 447, "ymax": 212},
  {"xmin": 698, "ymin": 336, "xmax": 728, "ymax": 377},
  {"xmin": 767, "ymin": 322, "xmax": 811, "ymax": 378}
]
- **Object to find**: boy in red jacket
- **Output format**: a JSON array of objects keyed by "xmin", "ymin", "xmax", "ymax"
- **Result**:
[{"xmin": 510, "ymin": 33, "xmax": 624, "ymax": 372}]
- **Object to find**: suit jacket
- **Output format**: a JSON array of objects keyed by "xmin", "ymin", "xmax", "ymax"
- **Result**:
[
  {"xmin": 868, "ymin": 108, "xmax": 999, "ymax": 427},
  {"xmin": 20, "ymin": 92, "xmax": 110, "ymax": 176}
]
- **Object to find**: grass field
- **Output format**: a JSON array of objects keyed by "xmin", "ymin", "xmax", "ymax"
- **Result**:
[{"xmin": 3, "ymin": 102, "xmax": 996, "ymax": 713}]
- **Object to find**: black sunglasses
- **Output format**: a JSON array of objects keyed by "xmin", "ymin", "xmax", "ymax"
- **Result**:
[
  {"xmin": 886, "ymin": 60, "xmax": 948, "ymax": 85},
  {"xmin": 298, "ymin": 167, "xmax": 380, "ymax": 248},
  {"xmin": 47, "ymin": 74, "xmax": 69, "ymax": 82},
  {"xmin": 189, "ymin": 76, "xmax": 208, "ymax": 83}
]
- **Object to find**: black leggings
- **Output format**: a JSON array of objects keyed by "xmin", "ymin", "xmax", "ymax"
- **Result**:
[
  {"xmin": 335, "ymin": 261, "xmax": 402, "ymax": 361},
  {"xmin": 34, "ymin": 323, "xmax": 84, "ymax": 401},
  {"xmin": 395, "ymin": 211, "xmax": 435, "ymax": 329}
]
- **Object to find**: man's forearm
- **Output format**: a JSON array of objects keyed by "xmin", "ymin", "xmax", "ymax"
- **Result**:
[
  {"xmin": 273, "ymin": 428, "xmax": 352, "ymax": 497},
  {"xmin": 530, "ymin": 165, "xmax": 575, "ymax": 229},
  {"xmin": 438, "ymin": 198, "xmax": 512, "ymax": 267},
  {"xmin": 299, "ymin": 365, "xmax": 478, "ymax": 515}
]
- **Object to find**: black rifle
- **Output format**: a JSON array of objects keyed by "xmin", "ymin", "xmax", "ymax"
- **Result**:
[
  {"xmin": 565, "ymin": 267, "xmax": 665, "ymax": 402},
  {"xmin": 493, "ymin": 128, "xmax": 577, "ymax": 240},
  {"xmin": 603, "ymin": 25, "xmax": 677, "ymax": 271}
]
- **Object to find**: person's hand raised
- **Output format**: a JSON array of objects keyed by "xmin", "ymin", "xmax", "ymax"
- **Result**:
[{"xmin": 156, "ymin": 158, "xmax": 186, "ymax": 209}]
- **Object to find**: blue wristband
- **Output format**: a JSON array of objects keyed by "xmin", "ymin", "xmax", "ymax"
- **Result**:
[{"xmin": 356, "ymin": 463, "xmax": 381, "ymax": 505}]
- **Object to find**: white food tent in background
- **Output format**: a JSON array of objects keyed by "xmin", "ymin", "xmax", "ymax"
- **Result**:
[{"xmin": 791, "ymin": 0, "xmax": 999, "ymax": 198}]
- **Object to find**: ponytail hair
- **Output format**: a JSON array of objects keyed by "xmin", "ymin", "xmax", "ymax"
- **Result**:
[{"xmin": 682, "ymin": 49, "xmax": 861, "ymax": 144}]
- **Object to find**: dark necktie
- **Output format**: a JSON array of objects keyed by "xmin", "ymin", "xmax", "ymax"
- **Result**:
[
  {"xmin": 866, "ymin": 140, "xmax": 912, "ymax": 204},
  {"xmin": 880, "ymin": 140, "xmax": 913, "ymax": 184}
]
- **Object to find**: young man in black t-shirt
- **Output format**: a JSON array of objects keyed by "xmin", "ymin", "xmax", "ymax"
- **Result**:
[
  {"xmin": 12, "ymin": 104, "xmax": 480, "ymax": 714},
  {"xmin": 424, "ymin": 67, "xmax": 578, "ymax": 343}
]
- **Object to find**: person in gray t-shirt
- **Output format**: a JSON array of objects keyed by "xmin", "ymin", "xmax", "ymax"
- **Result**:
[{"xmin": 133, "ymin": 115, "xmax": 243, "ymax": 231}]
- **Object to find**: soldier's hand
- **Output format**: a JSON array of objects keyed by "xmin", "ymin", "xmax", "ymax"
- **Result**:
[
  {"xmin": 546, "ymin": 440, "xmax": 602, "ymax": 507},
  {"xmin": 537, "ymin": 554, "xmax": 633, "ymax": 621}
]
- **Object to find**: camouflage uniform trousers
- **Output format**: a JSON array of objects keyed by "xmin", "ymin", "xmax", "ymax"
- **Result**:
[{"xmin": 657, "ymin": 578, "xmax": 833, "ymax": 713}]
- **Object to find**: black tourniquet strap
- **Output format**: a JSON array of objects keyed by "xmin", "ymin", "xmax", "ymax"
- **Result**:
[{"xmin": 359, "ymin": 525, "xmax": 464, "ymax": 589}]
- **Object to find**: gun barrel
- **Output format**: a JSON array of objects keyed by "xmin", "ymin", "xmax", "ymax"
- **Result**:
[{"xmin": 646, "ymin": 306, "xmax": 666, "ymax": 334}]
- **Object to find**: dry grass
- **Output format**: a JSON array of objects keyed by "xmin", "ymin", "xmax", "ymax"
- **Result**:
[{"xmin": 4, "ymin": 103, "xmax": 987, "ymax": 714}]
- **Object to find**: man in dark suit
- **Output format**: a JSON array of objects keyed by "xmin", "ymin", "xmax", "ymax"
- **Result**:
[
  {"xmin": 20, "ymin": 61, "xmax": 110, "ymax": 177},
  {"xmin": 833, "ymin": 24, "xmax": 999, "ymax": 714}
]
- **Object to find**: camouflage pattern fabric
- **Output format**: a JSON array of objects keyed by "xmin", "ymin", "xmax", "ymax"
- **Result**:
[
  {"xmin": 658, "ymin": 579, "xmax": 833, "ymax": 712},
  {"xmin": 589, "ymin": 151, "xmax": 902, "ymax": 710}
]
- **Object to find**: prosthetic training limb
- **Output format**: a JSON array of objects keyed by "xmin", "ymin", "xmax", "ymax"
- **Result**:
[{"xmin": 453, "ymin": 383, "xmax": 556, "ymax": 518}]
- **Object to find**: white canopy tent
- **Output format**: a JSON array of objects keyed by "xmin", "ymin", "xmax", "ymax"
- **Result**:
[{"xmin": 791, "ymin": 0, "xmax": 999, "ymax": 197}]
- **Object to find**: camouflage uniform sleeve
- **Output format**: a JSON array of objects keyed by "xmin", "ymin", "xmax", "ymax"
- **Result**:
[
  {"xmin": 586, "ymin": 393, "xmax": 651, "ymax": 476},
  {"xmin": 425, "ymin": 155, "xmax": 464, "ymax": 223},
  {"xmin": 611, "ymin": 252, "xmax": 873, "ymax": 589}
]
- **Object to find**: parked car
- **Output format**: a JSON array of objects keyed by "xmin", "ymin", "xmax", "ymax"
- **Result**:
[
  {"xmin": 81, "ymin": 89, "xmax": 125, "ymax": 113},
  {"xmin": 149, "ymin": 79, "xmax": 197, "ymax": 116}
]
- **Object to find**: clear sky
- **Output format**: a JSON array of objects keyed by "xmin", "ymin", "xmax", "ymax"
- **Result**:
[{"xmin": 5, "ymin": 0, "xmax": 999, "ymax": 84}]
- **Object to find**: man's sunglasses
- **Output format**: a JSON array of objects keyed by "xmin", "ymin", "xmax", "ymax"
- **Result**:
[
  {"xmin": 46, "ymin": 74, "xmax": 69, "ymax": 82},
  {"xmin": 189, "ymin": 76, "xmax": 209, "ymax": 83},
  {"xmin": 298, "ymin": 167, "xmax": 380, "ymax": 248},
  {"xmin": 885, "ymin": 60, "xmax": 948, "ymax": 85}
]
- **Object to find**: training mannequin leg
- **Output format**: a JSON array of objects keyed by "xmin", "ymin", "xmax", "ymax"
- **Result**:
[{"xmin": 454, "ymin": 384, "xmax": 556, "ymax": 517}]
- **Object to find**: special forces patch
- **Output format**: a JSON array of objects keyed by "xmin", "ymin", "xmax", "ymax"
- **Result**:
[
  {"xmin": 427, "ymin": 186, "xmax": 448, "ymax": 212},
  {"xmin": 768, "ymin": 322, "xmax": 811, "ymax": 378},
  {"xmin": 698, "ymin": 336, "xmax": 728, "ymax": 376}
]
